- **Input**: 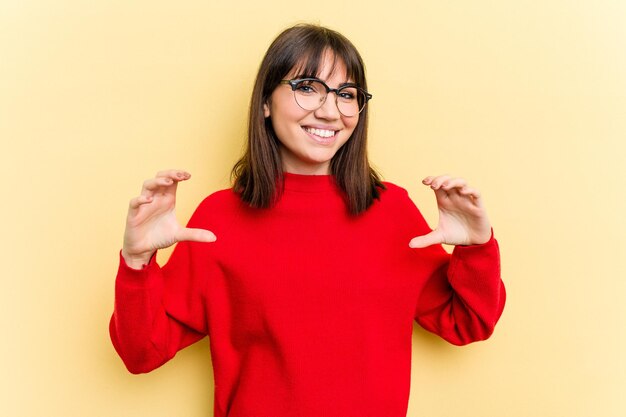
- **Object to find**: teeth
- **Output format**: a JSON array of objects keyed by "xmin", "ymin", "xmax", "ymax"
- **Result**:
[{"xmin": 304, "ymin": 127, "xmax": 336, "ymax": 138}]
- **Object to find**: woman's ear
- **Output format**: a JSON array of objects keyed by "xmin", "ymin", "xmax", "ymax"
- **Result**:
[{"xmin": 263, "ymin": 102, "xmax": 270, "ymax": 118}]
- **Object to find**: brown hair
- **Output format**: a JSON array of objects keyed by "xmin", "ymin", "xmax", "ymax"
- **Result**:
[{"xmin": 231, "ymin": 23, "xmax": 385, "ymax": 215}]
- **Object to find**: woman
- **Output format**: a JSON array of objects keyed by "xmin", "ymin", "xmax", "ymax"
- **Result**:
[{"xmin": 110, "ymin": 24, "xmax": 505, "ymax": 417}]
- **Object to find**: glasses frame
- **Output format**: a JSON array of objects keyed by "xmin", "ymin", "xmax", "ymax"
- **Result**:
[{"xmin": 279, "ymin": 78, "xmax": 373, "ymax": 117}]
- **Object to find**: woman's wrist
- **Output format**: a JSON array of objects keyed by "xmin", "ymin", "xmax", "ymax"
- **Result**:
[{"xmin": 121, "ymin": 248, "xmax": 155, "ymax": 270}]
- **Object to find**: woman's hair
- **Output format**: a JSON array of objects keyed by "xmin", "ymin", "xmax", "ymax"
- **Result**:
[{"xmin": 231, "ymin": 23, "xmax": 385, "ymax": 215}]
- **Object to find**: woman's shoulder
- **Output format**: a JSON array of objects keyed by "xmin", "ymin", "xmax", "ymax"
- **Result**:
[
  {"xmin": 381, "ymin": 180, "xmax": 408, "ymax": 192},
  {"xmin": 184, "ymin": 188, "xmax": 241, "ymax": 218},
  {"xmin": 374, "ymin": 179, "xmax": 430, "ymax": 217},
  {"xmin": 367, "ymin": 180, "xmax": 416, "ymax": 214},
  {"xmin": 185, "ymin": 187, "xmax": 243, "ymax": 228},
  {"xmin": 379, "ymin": 180, "xmax": 412, "ymax": 200},
  {"xmin": 195, "ymin": 187, "xmax": 240, "ymax": 212}
]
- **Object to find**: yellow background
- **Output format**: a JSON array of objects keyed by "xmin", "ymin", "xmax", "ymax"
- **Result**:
[{"xmin": 1, "ymin": 1, "xmax": 624, "ymax": 416}]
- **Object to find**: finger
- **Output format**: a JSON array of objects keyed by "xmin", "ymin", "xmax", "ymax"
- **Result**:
[
  {"xmin": 175, "ymin": 227, "xmax": 217, "ymax": 243},
  {"xmin": 156, "ymin": 169, "xmax": 191, "ymax": 182},
  {"xmin": 421, "ymin": 175, "xmax": 447, "ymax": 186},
  {"xmin": 428, "ymin": 175, "xmax": 452, "ymax": 190},
  {"xmin": 433, "ymin": 187, "xmax": 450, "ymax": 202},
  {"xmin": 451, "ymin": 186, "xmax": 485, "ymax": 211},
  {"xmin": 142, "ymin": 177, "xmax": 175, "ymax": 192},
  {"xmin": 440, "ymin": 177, "xmax": 467, "ymax": 191},
  {"xmin": 409, "ymin": 230, "xmax": 444, "ymax": 248},
  {"xmin": 458, "ymin": 186, "xmax": 482, "ymax": 199},
  {"xmin": 129, "ymin": 195, "xmax": 153, "ymax": 210}
]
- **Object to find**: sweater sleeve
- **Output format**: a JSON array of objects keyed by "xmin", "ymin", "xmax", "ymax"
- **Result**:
[
  {"xmin": 391, "ymin": 185, "xmax": 506, "ymax": 346},
  {"xmin": 109, "ymin": 201, "xmax": 214, "ymax": 374},
  {"xmin": 414, "ymin": 233, "xmax": 506, "ymax": 345}
]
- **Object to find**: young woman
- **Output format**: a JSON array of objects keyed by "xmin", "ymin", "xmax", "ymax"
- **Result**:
[{"xmin": 110, "ymin": 24, "xmax": 505, "ymax": 417}]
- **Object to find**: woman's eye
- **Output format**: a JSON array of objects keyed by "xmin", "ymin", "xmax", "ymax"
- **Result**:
[
  {"xmin": 296, "ymin": 82, "xmax": 319, "ymax": 95},
  {"xmin": 339, "ymin": 91, "xmax": 356, "ymax": 100}
]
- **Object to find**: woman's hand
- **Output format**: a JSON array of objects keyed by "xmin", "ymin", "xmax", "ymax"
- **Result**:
[
  {"xmin": 409, "ymin": 175, "xmax": 492, "ymax": 248},
  {"xmin": 121, "ymin": 170, "xmax": 216, "ymax": 269}
]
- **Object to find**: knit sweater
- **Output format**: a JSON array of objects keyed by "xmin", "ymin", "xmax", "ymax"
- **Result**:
[{"xmin": 110, "ymin": 173, "xmax": 505, "ymax": 417}]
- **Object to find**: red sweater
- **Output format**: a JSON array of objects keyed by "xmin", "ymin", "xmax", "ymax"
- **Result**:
[{"xmin": 110, "ymin": 173, "xmax": 505, "ymax": 417}]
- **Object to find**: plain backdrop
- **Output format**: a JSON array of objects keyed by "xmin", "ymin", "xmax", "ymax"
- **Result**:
[{"xmin": 1, "ymin": 1, "xmax": 624, "ymax": 416}]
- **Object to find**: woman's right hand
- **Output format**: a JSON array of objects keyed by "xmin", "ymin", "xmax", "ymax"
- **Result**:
[{"xmin": 121, "ymin": 169, "xmax": 217, "ymax": 269}]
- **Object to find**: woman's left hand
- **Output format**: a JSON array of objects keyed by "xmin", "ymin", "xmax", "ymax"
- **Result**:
[{"xmin": 409, "ymin": 175, "xmax": 492, "ymax": 248}]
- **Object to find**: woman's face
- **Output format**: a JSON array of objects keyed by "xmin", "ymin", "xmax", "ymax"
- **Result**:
[{"xmin": 264, "ymin": 53, "xmax": 359, "ymax": 175}]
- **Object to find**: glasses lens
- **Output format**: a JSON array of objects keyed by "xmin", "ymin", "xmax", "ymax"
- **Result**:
[
  {"xmin": 336, "ymin": 86, "xmax": 365, "ymax": 117},
  {"xmin": 293, "ymin": 80, "xmax": 326, "ymax": 111}
]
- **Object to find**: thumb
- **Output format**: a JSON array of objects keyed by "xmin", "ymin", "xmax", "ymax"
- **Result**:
[
  {"xmin": 176, "ymin": 227, "xmax": 217, "ymax": 243},
  {"xmin": 409, "ymin": 230, "xmax": 443, "ymax": 249}
]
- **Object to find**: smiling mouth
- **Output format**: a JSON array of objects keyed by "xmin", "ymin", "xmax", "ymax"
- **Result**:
[{"xmin": 302, "ymin": 127, "xmax": 338, "ymax": 143}]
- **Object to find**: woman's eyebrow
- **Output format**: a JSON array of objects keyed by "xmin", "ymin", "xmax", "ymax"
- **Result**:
[{"xmin": 291, "ymin": 73, "xmax": 318, "ymax": 80}]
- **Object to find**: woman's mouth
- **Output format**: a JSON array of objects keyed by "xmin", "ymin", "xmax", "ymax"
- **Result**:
[{"xmin": 302, "ymin": 126, "xmax": 338, "ymax": 145}]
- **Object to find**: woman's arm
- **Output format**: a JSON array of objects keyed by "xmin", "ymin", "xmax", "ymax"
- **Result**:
[
  {"xmin": 406, "ymin": 175, "xmax": 506, "ymax": 345},
  {"xmin": 110, "ymin": 170, "xmax": 216, "ymax": 373},
  {"xmin": 413, "ymin": 234, "xmax": 505, "ymax": 345},
  {"xmin": 109, "ymin": 251, "xmax": 206, "ymax": 374}
]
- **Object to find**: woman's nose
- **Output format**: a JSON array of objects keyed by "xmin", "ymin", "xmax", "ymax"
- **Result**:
[{"xmin": 314, "ymin": 93, "xmax": 341, "ymax": 120}]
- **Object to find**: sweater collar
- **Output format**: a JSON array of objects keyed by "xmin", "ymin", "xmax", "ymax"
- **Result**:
[{"xmin": 282, "ymin": 172, "xmax": 338, "ymax": 193}]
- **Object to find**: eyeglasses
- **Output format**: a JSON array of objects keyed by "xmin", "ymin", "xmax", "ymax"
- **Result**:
[{"xmin": 279, "ymin": 78, "xmax": 372, "ymax": 117}]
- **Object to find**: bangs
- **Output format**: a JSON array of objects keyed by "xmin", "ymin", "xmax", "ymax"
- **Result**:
[{"xmin": 290, "ymin": 45, "xmax": 362, "ymax": 84}]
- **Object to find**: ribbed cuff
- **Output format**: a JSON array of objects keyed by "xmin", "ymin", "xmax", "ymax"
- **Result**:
[{"xmin": 116, "ymin": 250, "xmax": 159, "ymax": 288}]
